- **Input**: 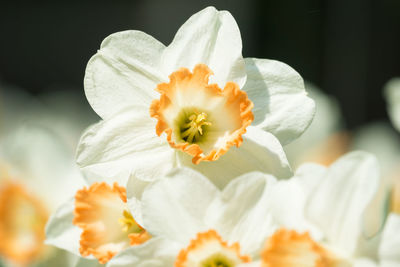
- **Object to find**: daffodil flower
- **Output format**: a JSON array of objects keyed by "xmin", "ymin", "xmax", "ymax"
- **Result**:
[
  {"xmin": 46, "ymin": 167, "xmax": 312, "ymax": 267},
  {"xmin": 45, "ymin": 182, "xmax": 150, "ymax": 266},
  {"xmin": 102, "ymin": 152, "xmax": 392, "ymax": 267},
  {"xmin": 77, "ymin": 6, "xmax": 315, "ymax": 188}
]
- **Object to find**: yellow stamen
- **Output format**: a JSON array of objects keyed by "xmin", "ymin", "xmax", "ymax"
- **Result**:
[
  {"xmin": 201, "ymin": 253, "xmax": 235, "ymax": 267},
  {"xmin": 181, "ymin": 112, "xmax": 212, "ymax": 143},
  {"xmin": 118, "ymin": 210, "xmax": 142, "ymax": 233}
]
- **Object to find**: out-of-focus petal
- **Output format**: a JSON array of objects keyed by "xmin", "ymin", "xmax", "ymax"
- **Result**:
[
  {"xmin": 384, "ymin": 78, "xmax": 400, "ymax": 132},
  {"xmin": 305, "ymin": 152, "xmax": 383, "ymax": 256}
]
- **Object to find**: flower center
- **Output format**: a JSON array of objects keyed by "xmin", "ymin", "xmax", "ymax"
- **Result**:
[
  {"xmin": 118, "ymin": 209, "xmax": 143, "ymax": 233},
  {"xmin": 179, "ymin": 110, "xmax": 212, "ymax": 144},
  {"xmin": 200, "ymin": 253, "xmax": 235, "ymax": 267},
  {"xmin": 150, "ymin": 64, "xmax": 254, "ymax": 164}
]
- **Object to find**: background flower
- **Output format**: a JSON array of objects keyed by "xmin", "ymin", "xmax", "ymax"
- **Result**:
[{"xmin": 0, "ymin": 87, "xmax": 96, "ymax": 267}]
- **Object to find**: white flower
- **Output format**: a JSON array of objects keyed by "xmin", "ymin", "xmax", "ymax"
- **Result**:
[
  {"xmin": 45, "ymin": 181, "xmax": 151, "ymax": 266},
  {"xmin": 47, "ymin": 167, "xmax": 315, "ymax": 267},
  {"xmin": 101, "ymin": 152, "xmax": 392, "ymax": 267},
  {"xmin": 384, "ymin": 78, "xmax": 400, "ymax": 132},
  {"xmin": 76, "ymin": 6, "xmax": 315, "ymax": 188}
]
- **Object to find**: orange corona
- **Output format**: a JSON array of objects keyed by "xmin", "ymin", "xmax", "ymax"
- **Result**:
[
  {"xmin": 150, "ymin": 64, "xmax": 254, "ymax": 164},
  {"xmin": 261, "ymin": 229, "xmax": 343, "ymax": 267},
  {"xmin": 73, "ymin": 182, "xmax": 150, "ymax": 264}
]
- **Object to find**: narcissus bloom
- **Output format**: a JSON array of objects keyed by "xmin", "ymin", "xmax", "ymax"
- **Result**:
[
  {"xmin": 46, "ymin": 182, "xmax": 150, "ymax": 265},
  {"xmin": 104, "ymin": 152, "xmax": 394, "ymax": 267},
  {"xmin": 77, "ymin": 6, "xmax": 315, "ymax": 188}
]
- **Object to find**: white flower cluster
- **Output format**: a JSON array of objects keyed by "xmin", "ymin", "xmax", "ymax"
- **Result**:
[
  {"xmin": 1, "ymin": 6, "xmax": 399, "ymax": 267},
  {"xmin": 44, "ymin": 6, "xmax": 400, "ymax": 267}
]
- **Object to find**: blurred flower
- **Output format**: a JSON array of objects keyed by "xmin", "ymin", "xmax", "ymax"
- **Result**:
[
  {"xmin": 384, "ymin": 78, "xmax": 400, "ymax": 132},
  {"xmin": 382, "ymin": 78, "xmax": 400, "ymax": 218},
  {"xmin": 0, "ymin": 87, "xmax": 95, "ymax": 267},
  {"xmin": 77, "ymin": 6, "xmax": 315, "ymax": 189},
  {"xmin": 284, "ymin": 82, "xmax": 349, "ymax": 168},
  {"xmin": 96, "ymin": 152, "xmax": 388, "ymax": 266},
  {"xmin": 46, "ymin": 181, "xmax": 152, "ymax": 265}
]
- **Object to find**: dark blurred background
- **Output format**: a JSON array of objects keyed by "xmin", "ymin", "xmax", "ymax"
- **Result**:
[{"xmin": 0, "ymin": 0, "xmax": 399, "ymax": 129}]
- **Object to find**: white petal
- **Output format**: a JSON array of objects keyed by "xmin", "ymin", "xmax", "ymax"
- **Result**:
[
  {"xmin": 206, "ymin": 172, "xmax": 278, "ymax": 257},
  {"xmin": 379, "ymin": 213, "xmax": 400, "ymax": 263},
  {"xmin": 162, "ymin": 6, "xmax": 246, "ymax": 88},
  {"xmin": 76, "ymin": 108, "xmax": 176, "ymax": 185},
  {"xmin": 305, "ymin": 152, "xmax": 383, "ymax": 256},
  {"xmin": 384, "ymin": 78, "xmax": 400, "ymax": 132},
  {"xmin": 141, "ymin": 168, "xmax": 219, "ymax": 245},
  {"xmin": 265, "ymin": 177, "xmax": 324, "ymax": 242},
  {"xmin": 243, "ymin": 58, "xmax": 315, "ymax": 145},
  {"xmin": 294, "ymin": 163, "xmax": 328, "ymax": 195},
  {"xmin": 85, "ymin": 30, "xmax": 166, "ymax": 119},
  {"xmin": 177, "ymin": 126, "xmax": 292, "ymax": 189},
  {"xmin": 106, "ymin": 238, "xmax": 180, "ymax": 267},
  {"xmin": 45, "ymin": 198, "xmax": 82, "ymax": 256}
]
